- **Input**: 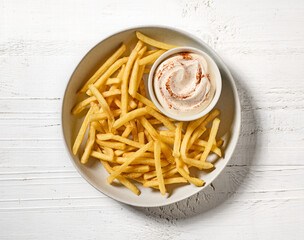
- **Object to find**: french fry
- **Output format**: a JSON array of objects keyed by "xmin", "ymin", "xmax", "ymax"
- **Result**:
[
  {"xmin": 144, "ymin": 129, "xmax": 153, "ymax": 142},
  {"xmin": 139, "ymin": 116, "xmax": 159, "ymax": 140},
  {"xmin": 72, "ymin": 96, "xmax": 96, "ymax": 115},
  {"xmin": 80, "ymin": 124, "xmax": 96, "ymax": 164},
  {"xmin": 145, "ymin": 106, "xmax": 176, "ymax": 131},
  {"xmin": 143, "ymin": 164, "xmax": 175, "ymax": 180},
  {"xmin": 90, "ymin": 150, "xmax": 115, "ymax": 162},
  {"xmin": 127, "ymin": 122, "xmax": 137, "ymax": 143},
  {"xmin": 107, "ymin": 65, "xmax": 125, "ymax": 107},
  {"xmin": 96, "ymin": 147, "xmax": 140, "ymax": 195},
  {"xmin": 107, "ymin": 141, "xmax": 153, "ymax": 183},
  {"xmin": 122, "ymin": 172, "xmax": 143, "ymax": 179},
  {"xmin": 177, "ymin": 167, "xmax": 205, "ymax": 187},
  {"xmin": 173, "ymin": 122, "xmax": 183, "ymax": 157},
  {"xmin": 154, "ymin": 140, "xmax": 166, "ymax": 195},
  {"xmin": 96, "ymin": 133, "xmax": 146, "ymax": 149},
  {"xmin": 139, "ymin": 49, "xmax": 166, "ymax": 65},
  {"xmin": 134, "ymin": 93, "xmax": 159, "ymax": 111},
  {"xmin": 143, "ymin": 49, "xmax": 158, "ymax": 56},
  {"xmin": 200, "ymin": 118, "xmax": 220, "ymax": 161},
  {"xmin": 72, "ymin": 106, "xmax": 94, "ymax": 155},
  {"xmin": 121, "ymin": 124, "xmax": 133, "ymax": 138},
  {"xmin": 88, "ymin": 109, "xmax": 121, "ymax": 122},
  {"xmin": 96, "ymin": 139, "xmax": 126, "ymax": 150},
  {"xmin": 88, "ymin": 84, "xmax": 114, "ymax": 130},
  {"xmin": 129, "ymin": 46, "xmax": 146, "ymax": 97},
  {"xmin": 79, "ymin": 43, "xmax": 126, "ymax": 93},
  {"xmin": 86, "ymin": 57, "xmax": 129, "ymax": 96},
  {"xmin": 91, "ymin": 121, "xmax": 104, "ymax": 133},
  {"xmin": 129, "ymin": 98, "xmax": 137, "ymax": 109},
  {"xmin": 143, "ymin": 177, "xmax": 187, "ymax": 187},
  {"xmin": 181, "ymin": 156, "xmax": 213, "ymax": 170},
  {"xmin": 160, "ymin": 168, "xmax": 178, "ymax": 179},
  {"xmin": 121, "ymin": 41, "xmax": 143, "ymax": 115},
  {"xmin": 122, "ymin": 152, "xmax": 155, "ymax": 158},
  {"xmin": 105, "ymin": 77, "xmax": 121, "ymax": 85},
  {"xmin": 113, "ymin": 107, "xmax": 147, "ymax": 129},
  {"xmin": 180, "ymin": 115, "xmax": 209, "ymax": 160},
  {"xmin": 136, "ymin": 31, "xmax": 179, "ymax": 50},
  {"xmin": 128, "ymin": 58, "xmax": 140, "ymax": 97},
  {"xmin": 138, "ymin": 131, "xmax": 145, "ymax": 144},
  {"xmin": 112, "ymin": 165, "xmax": 150, "ymax": 173},
  {"xmin": 116, "ymin": 157, "xmax": 169, "ymax": 167},
  {"xmin": 189, "ymin": 109, "xmax": 220, "ymax": 147}
]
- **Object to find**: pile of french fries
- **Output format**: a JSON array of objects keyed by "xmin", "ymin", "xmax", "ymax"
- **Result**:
[{"xmin": 72, "ymin": 32, "xmax": 222, "ymax": 196}]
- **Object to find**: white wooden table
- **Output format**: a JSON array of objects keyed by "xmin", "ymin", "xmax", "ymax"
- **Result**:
[{"xmin": 1, "ymin": 0, "xmax": 303, "ymax": 239}]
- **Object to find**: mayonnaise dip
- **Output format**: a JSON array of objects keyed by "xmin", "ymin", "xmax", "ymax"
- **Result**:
[{"xmin": 153, "ymin": 52, "xmax": 216, "ymax": 116}]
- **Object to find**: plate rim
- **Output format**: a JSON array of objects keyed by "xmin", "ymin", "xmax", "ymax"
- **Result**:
[{"xmin": 61, "ymin": 24, "xmax": 241, "ymax": 207}]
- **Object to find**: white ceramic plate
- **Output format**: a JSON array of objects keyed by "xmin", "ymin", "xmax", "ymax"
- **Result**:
[{"xmin": 61, "ymin": 26, "xmax": 241, "ymax": 207}]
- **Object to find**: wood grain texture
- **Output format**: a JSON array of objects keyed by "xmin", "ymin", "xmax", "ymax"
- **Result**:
[{"xmin": 1, "ymin": 0, "xmax": 304, "ymax": 239}]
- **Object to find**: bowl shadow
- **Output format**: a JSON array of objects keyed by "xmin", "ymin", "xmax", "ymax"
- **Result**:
[{"xmin": 123, "ymin": 68, "xmax": 259, "ymax": 221}]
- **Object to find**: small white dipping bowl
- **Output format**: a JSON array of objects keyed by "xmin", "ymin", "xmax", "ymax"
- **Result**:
[{"xmin": 148, "ymin": 47, "xmax": 222, "ymax": 121}]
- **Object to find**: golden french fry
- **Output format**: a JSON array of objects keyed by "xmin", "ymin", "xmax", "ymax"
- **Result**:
[
  {"xmin": 134, "ymin": 93, "xmax": 159, "ymax": 111},
  {"xmin": 112, "ymin": 165, "xmax": 150, "ymax": 173},
  {"xmin": 139, "ymin": 116, "xmax": 159, "ymax": 140},
  {"xmin": 72, "ymin": 96, "xmax": 96, "ymax": 115},
  {"xmin": 143, "ymin": 49, "xmax": 158, "ymax": 56},
  {"xmin": 129, "ymin": 47, "xmax": 146, "ymax": 97},
  {"xmin": 91, "ymin": 121, "xmax": 104, "ymax": 133},
  {"xmin": 145, "ymin": 106, "xmax": 176, "ymax": 131},
  {"xmin": 138, "ymin": 131, "xmax": 145, "ymax": 144},
  {"xmin": 79, "ymin": 43, "xmax": 126, "ymax": 93},
  {"xmin": 96, "ymin": 147, "xmax": 140, "ymax": 195},
  {"xmin": 129, "ymin": 98, "xmax": 137, "ymax": 109},
  {"xmin": 128, "ymin": 58, "xmax": 140, "ymax": 97},
  {"xmin": 130, "ymin": 120, "xmax": 139, "ymax": 142},
  {"xmin": 107, "ymin": 141, "xmax": 153, "ymax": 183},
  {"xmin": 105, "ymin": 77, "xmax": 121, "ymax": 85},
  {"xmin": 107, "ymin": 65, "xmax": 125, "ymax": 107},
  {"xmin": 80, "ymin": 124, "xmax": 96, "ymax": 164},
  {"xmin": 96, "ymin": 139, "xmax": 126, "ymax": 150},
  {"xmin": 160, "ymin": 168, "xmax": 178, "ymax": 179},
  {"xmin": 154, "ymin": 140, "xmax": 166, "ymax": 195},
  {"xmin": 72, "ymin": 91, "xmax": 121, "ymax": 115},
  {"xmin": 113, "ymin": 107, "xmax": 147, "ymax": 129},
  {"xmin": 136, "ymin": 31, "xmax": 179, "ymax": 50},
  {"xmin": 177, "ymin": 167, "xmax": 204, "ymax": 187},
  {"xmin": 144, "ymin": 129, "xmax": 153, "ymax": 142},
  {"xmin": 86, "ymin": 57, "xmax": 129, "ymax": 96},
  {"xmin": 139, "ymin": 49, "xmax": 166, "ymax": 65},
  {"xmin": 121, "ymin": 124, "xmax": 133, "ymax": 138},
  {"xmin": 122, "ymin": 172, "xmax": 143, "ymax": 179},
  {"xmin": 180, "ymin": 115, "xmax": 209, "ymax": 160},
  {"xmin": 88, "ymin": 109, "xmax": 121, "ymax": 123},
  {"xmin": 181, "ymin": 156, "xmax": 213, "ymax": 170},
  {"xmin": 200, "ymin": 118, "xmax": 220, "ymax": 161},
  {"xmin": 90, "ymin": 150, "xmax": 115, "ymax": 162},
  {"xmin": 88, "ymin": 84, "xmax": 114, "ymax": 130},
  {"xmin": 189, "ymin": 109, "xmax": 220, "ymax": 147},
  {"xmin": 122, "ymin": 152, "xmax": 155, "ymax": 158},
  {"xmin": 96, "ymin": 133, "xmax": 146, "ymax": 149},
  {"xmin": 143, "ymin": 177, "xmax": 187, "ymax": 187},
  {"xmin": 143, "ymin": 164, "xmax": 175, "ymax": 180},
  {"xmin": 116, "ymin": 157, "xmax": 169, "ymax": 167},
  {"xmin": 121, "ymin": 41, "xmax": 143, "ymax": 115},
  {"xmin": 173, "ymin": 122, "xmax": 183, "ymax": 157},
  {"xmin": 72, "ymin": 107, "xmax": 94, "ymax": 155}
]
